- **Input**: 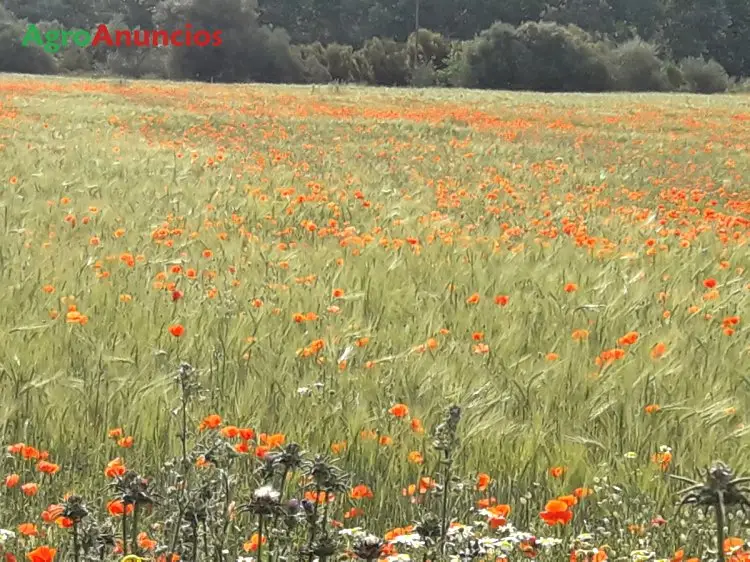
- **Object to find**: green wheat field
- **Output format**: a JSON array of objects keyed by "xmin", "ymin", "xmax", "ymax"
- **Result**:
[{"xmin": 0, "ymin": 74, "xmax": 748, "ymax": 561}]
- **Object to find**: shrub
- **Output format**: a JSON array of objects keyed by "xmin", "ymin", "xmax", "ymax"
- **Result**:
[
  {"xmin": 407, "ymin": 28, "xmax": 452, "ymax": 70},
  {"xmin": 324, "ymin": 43, "xmax": 372, "ymax": 83},
  {"xmin": 679, "ymin": 56, "xmax": 729, "ymax": 93},
  {"xmin": 295, "ymin": 43, "xmax": 332, "ymax": 83},
  {"xmin": 513, "ymin": 21, "xmax": 614, "ymax": 92},
  {"xmin": 107, "ymin": 49, "xmax": 167, "ymax": 78},
  {"xmin": 0, "ymin": 7, "xmax": 57, "ymax": 74},
  {"xmin": 610, "ymin": 39, "xmax": 670, "ymax": 91},
  {"xmin": 436, "ymin": 41, "xmax": 473, "ymax": 87},
  {"xmin": 463, "ymin": 21, "xmax": 530, "ymax": 90},
  {"xmin": 59, "ymin": 45, "xmax": 94, "ymax": 73},
  {"xmin": 409, "ymin": 61, "xmax": 438, "ymax": 87},
  {"xmin": 359, "ymin": 37, "xmax": 410, "ymax": 86},
  {"xmin": 664, "ymin": 61, "xmax": 684, "ymax": 90},
  {"xmin": 155, "ymin": 0, "xmax": 305, "ymax": 83}
]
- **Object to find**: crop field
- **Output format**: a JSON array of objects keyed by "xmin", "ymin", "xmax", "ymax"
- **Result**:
[{"xmin": 0, "ymin": 75, "xmax": 749, "ymax": 561}]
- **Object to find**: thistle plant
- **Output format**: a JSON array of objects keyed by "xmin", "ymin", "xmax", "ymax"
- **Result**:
[
  {"xmin": 193, "ymin": 437, "xmax": 239, "ymax": 560},
  {"xmin": 670, "ymin": 461, "xmax": 750, "ymax": 562},
  {"xmin": 174, "ymin": 363, "xmax": 202, "ymax": 471},
  {"xmin": 110, "ymin": 470, "xmax": 157, "ymax": 556},
  {"xmin": 414, "ymin": 510, "xmax": 443, "ymax": 556},
  {"xmin": 240, "ymin": 485, "xmax": 282, "ymax": 561},
  {"xmin": 352, "ymin": 533, "xmax": 384, "ymax": 561},
  {"xmin": 77, "ymin": 518, "xmax": 116, "ymax": 561},
  {"xmin": 268, "ymin": 443, "xmax": 305, "ymax": 555},
  {"xmin": 433, "ymin": 405, "xmax": 462, "ymax": 553},
  {"xmin": 61, "ymin": 494, "xmax": 89, "ymax": 562},
  {"xmin": 301, "ymin": 455, "xmax": 350, "ymax": 562},
  {"xmin": 168, "ymin": 362, "xmax": 203, "ymax": 558},
  {"xmin": 268, "ymin": 443, "xmax": 305, "ymax": 496}
]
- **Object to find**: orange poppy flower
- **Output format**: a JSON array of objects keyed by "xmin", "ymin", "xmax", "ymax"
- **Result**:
[
  {"xmin": 651, "ymin": 342, "xmax": 667, "ymax": 359},
  {"xmin": 25, "ymin": 546, "xmax": 56, "ymax": 562},
  {"xmin": 41, "ymin": 505, "xmax": 64, "ymax": 523},
  {"xmin": 238, "ymin": 428, "xmax": 255, "ymax": 441},
  {"xmin": 220, "ymin": 426, "xmax": 239, "ymax": 438},
  {"xmin": 494, "ymin": 295, "xmax": 509, "ymax": 306},
  {"xmin": 410, "ymin": 418, "xmax": 424, "ymax": 433},
  {"xmin": 388, "ymin": 403, "xmax": 409, "ymax": 418},
  {"xmin": 350, "ymin": 484, "xmax": 374, "ymax": 500},
  {"xmin": 199, "ymin": 414, "xmax": 222, "ymax": 431},
  {"xmin": 108, "ymin": 428, "xmax": 124, "ymax": 439},
  {"xmin": 540, "ymin": 499, "xmax": 573, "ymax": 525},
  {"xmin": 21, "ymin": 483, "xmax": 39, "ymax": 496},
  {"xmin": 36, "ymin": 461, "xmax": 60, "ymax": 475},
  {"xmin": 18, "ymin": 523, "xmax": 38, "ymax": 536},
  {"xmin": 466, "ymin": 293, "xmax": 480, "ymax": 304},
  {"xmin": 558, "ymin": 494, "xmax": 577, "ymax": 507},
  {"xmin": 243, "ymin": 533, "xmax": 267, "ymax": 552},
  {"xmin": 138, "ymin": 532, "xmax": 157, "ymax": 551},
  {"xmin": 106, "ymin": 500, "xmax": 134, "ymax": 517},
  {"xmin": 549, "ymin": 466, "xmax": 565, "ymax": 478},
  {"xmin": 104, "ymin": 458, "xmax": 126, "ymax": 479},
  {"xmin": 408, "ymin": 451, "xmax": 424, "ymax": 464},
  {"xmin": 617, "ymin": 331, "xmax": 639, "ymax": 346},
  {"xmin": 476, "ymin": 472, "xmax": 491, "ymax": 491}
]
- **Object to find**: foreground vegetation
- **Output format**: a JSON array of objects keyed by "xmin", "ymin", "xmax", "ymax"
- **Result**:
[{"xmin": 0, "ymin": 75, "xmax": 749, "ymax": 560}]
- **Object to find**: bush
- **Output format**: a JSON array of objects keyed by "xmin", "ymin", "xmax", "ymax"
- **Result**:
[
  {"xmin": 59, "ymin": 45, "xmax": 94, "ymax": 73},
  {"xmin": 407, "ymin": 28, "xmax": 451, "ymax": 70},
  {"xmin": 107, "ymin": 49, "xmax": 167, "ymax": 78},
  {"xmin": 513, "ymin": 22, "xmax": 614, "ymax": 92},
  {"xmin": 664, "ymin": 61, "xmax": 684, "ymax": 90},
  {"xmin": 679, "ymin": 56, "xmax": 729, "ymax": 93},
  {"xmin": 462, "ymin": 21, "xmax": 613, "ymax": 92},
  {"xmin": 436, "ymin": 41, "xmax": 473, "ymax": 87},
  {"xmin": 324, "ymin": 43, "xmax": 372, "ymax": 83},
  {"xmin": 0, "ymin": 7, "xmax": 57, "ymax": 74},
  {"xmin": 463, "ymin": 21, "xmax": 530, "ymax": 90},
  {"xmin": 610, "ymin": 39, "xmax": 670, "ymax": 91},
  {"xmin": 295, "ymin": 43, "xmax": 332, "ymax": 83},
  {"xmin": 155, "ymin": 0, "xmax": 305, "ymax": 83},
  {"xmin": 409, "ymin": 61, "xmax": 438, "ymax": 87},
  {"xmin": 359, "ymin": 37, "xmax": 410, "ymax": 86}
]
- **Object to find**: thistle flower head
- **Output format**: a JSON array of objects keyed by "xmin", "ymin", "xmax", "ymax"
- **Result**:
[
  {"xmin": 62, "ymin": 494, "xmax": 89, "ymax": 523},
  {"xmin": 433, "ymin": 405, "xmax": 462, "ymax": 456},
  {"xmin": 352, "ymin": 533, "xmax": 384, "ymax": 559},
  {"xmin": 672, "ymin": 460, "xmax": 750, "ymax": 514},
  {"xmin": 254, "ymin": 485, "xmax": 280, "ymax": 502},
  {"xmin": 111, "ymin": 470, "xmax": 157, "ymax": 506}
]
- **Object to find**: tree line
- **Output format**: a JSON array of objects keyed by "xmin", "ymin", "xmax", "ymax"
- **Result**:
[{"xmin": 1, "ymin": 0, "xmax": 746, "ymax": 93}]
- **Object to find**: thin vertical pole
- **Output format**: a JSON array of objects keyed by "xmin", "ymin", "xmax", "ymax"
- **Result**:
[{"xmin": 414, "ymin": 0, "xmax": 420, "ymax": 70}]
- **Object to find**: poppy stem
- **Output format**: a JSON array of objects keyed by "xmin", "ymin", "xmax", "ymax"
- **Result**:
[
  {"xmin": 440, "ymin": 450, "xmax": 451, "ymax": 545},
  {"xmin": 122, "ymin": 506, "xmax": 128, "ymax": 556},
  {"xmin": 268, "ymin": 466, "xmax": 290, "ymax": 556},
  {"xmin": 257, "ymin": 514, "xmax": 264, "ymax": 561},
  {"xmin": 215, "ymin": 468, "xmax": 232, "ymax": 560},
  {"xmin": 716, "ymin": 494, "xmax": 726, "ymax": 562},
  {"xmin": 306, "ymin": 488, "xmax": 321, "ymax": 562},
  {"xmin": 131, "ymin": 503, "xmax": 140, "ymax": 556}
]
